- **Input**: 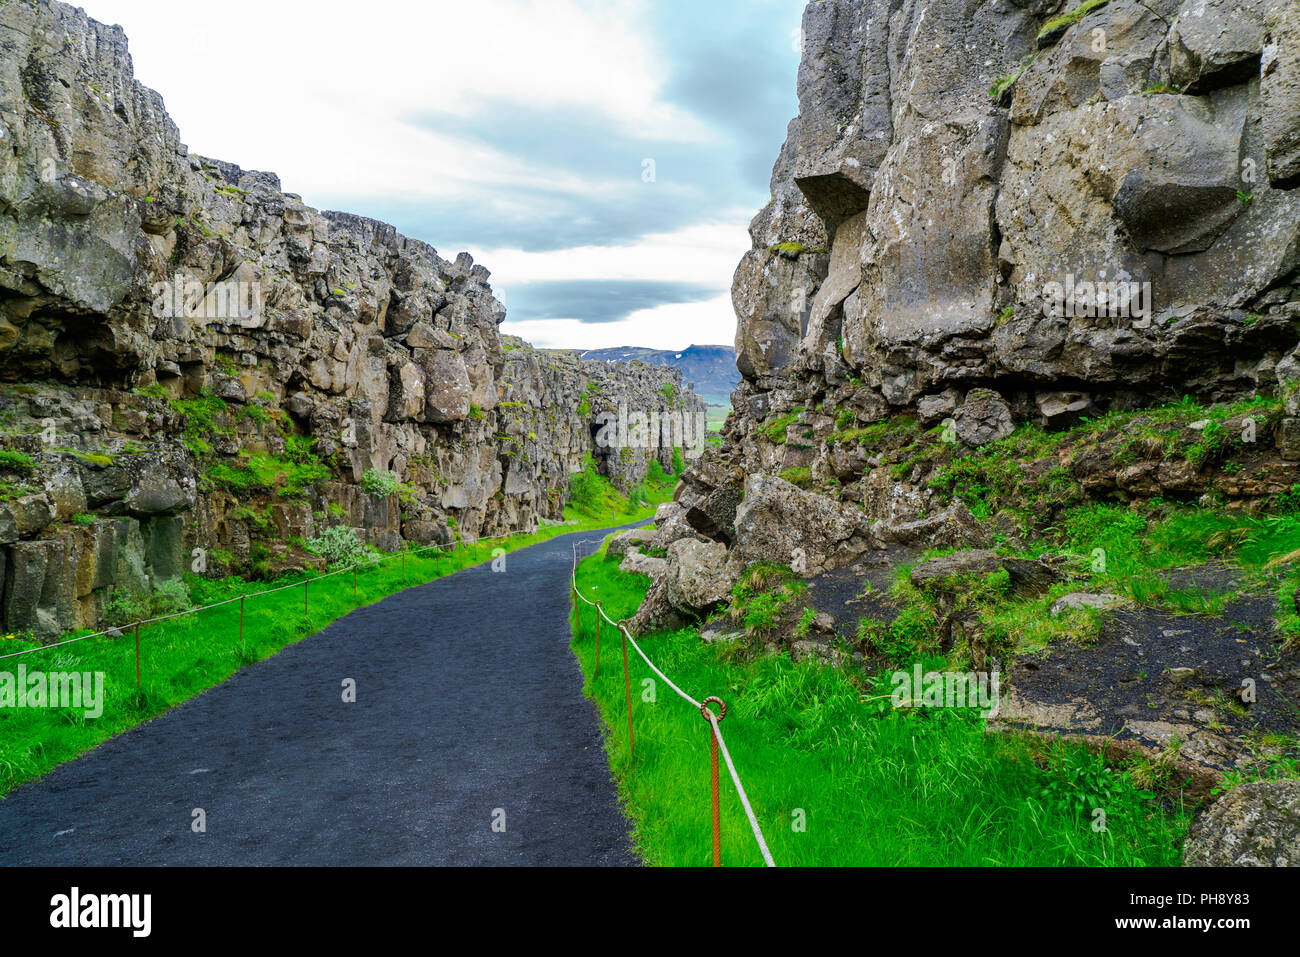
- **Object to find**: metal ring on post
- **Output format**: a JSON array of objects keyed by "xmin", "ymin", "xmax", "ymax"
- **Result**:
[{"xmin": 700, "ymin": 696, "xmax": 726, "ymax": 723}]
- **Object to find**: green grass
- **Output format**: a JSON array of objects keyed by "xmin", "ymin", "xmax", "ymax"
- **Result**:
[
  {"xmin": 0, "ymin": 477, "xmax": 672, "ymax": 798},
  {"xmin": 1039, "ymin": 0, "xmax": 1108, "ymax": 38},
  {"xmin": 990, "ymin": 65, "xmax": 1026, "ymax": 100},
  {"xmin": 570, "ymin": 548, "xmax": 1190, "ymax": 866},
  {"xmin": 0, "ymin": 450, "xmax": 36, "ymax": 473},
  {"xmin": 761, "ymin": 409, "xmax": 802, "ymax": 444}
]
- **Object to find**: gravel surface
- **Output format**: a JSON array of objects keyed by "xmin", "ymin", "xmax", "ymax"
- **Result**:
[{"xmin": 0, "ymin": 526, "xmax": 644, "ymax": 866}]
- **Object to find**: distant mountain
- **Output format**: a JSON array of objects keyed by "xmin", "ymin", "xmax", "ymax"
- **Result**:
[{"xmin": 579, "ymin": 345, "xmax": 739, "ymax": 406}]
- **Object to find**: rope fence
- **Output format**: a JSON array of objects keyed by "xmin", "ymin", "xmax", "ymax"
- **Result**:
[
  {"xmin": 1, "ymin": 518, "xmax": 770, "ymax": 867},
  {"xmin": 569, "ymin": 540, "xmax": 776, "ymax": 868},
  {"xmin": 0, "ymin": 526, "xmax": 556, "ymax": 667}
]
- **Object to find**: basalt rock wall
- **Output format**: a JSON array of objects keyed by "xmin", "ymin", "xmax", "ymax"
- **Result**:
[
  {"xmin": 640, "ymin": 0, "xmax": 1300, "ymax": 629},
  {"xmin": 0, "ymin": 0, "xmax": 704, "ymax": 637}
]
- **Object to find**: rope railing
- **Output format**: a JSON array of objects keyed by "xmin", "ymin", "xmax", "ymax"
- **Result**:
[
  {"xmin": 0, "ymin": 525, "xmax": 556, "ymax": 664},
  {"xmin": 570, "ymin": 540, "xmax": 776, "ymax": 868}
]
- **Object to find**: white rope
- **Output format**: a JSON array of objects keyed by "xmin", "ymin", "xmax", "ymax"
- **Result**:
[
  {"xmin": 620, "ymin": 624, "xmax": 702, "ymax": 711},
  {"xmin": 570, "ymin": 541, "xmax": 776, "ymax": 866},
  {"xmin": 708, "ymin": 712, "xmax": 776, "ymax": 868},
  {"xmin": 0, "ymin": 629, "xmax": 109, "ymax": 660}
]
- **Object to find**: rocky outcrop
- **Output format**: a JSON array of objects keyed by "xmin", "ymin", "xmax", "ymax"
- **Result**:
[
  {"xmin": 0, "ymin": 0, "xmax": 704, "ymax": 637},
  {"xmin": 632, "ymin": 0, "xmax": 1300, "ymax": 631},
  {"xmin": 728, "ymin": 0, "xmax": 1300, "ymax": 448},
  {"xmin": 745, "ymin": 0, "xmax": 1298, "ymax": 411},
  {"xmin": 1184, "ymin": 780, "xmax": 1300, "ymax": 866}
]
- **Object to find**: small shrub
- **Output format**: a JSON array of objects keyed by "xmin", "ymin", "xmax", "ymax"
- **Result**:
[
  {"xmin": 1037, "ymin": 746, "xmax": 1127, "ymax": 819},
  {"xmin": 361, "ymin": 468, "xmax": 416, "ymax": 505},
  {"xmin": 105, "ymin": 579, "xmax": 194, "ymax": 626},
  {"xmin": 306, "ymin": 525, "xmax": 373, "ymax": 569},
  {"xmin": 0, "ymin": 450, "xmax": 36, "ymax": 473}
]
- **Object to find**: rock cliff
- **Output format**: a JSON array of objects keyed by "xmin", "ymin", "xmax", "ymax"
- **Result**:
[
  {"xmin": 0, "ymin": 0, "xmax": 704, "ymax": 637},
  {"xmin": 640, "ymin": 0, "xmax": 1300, "ymax": 627}
]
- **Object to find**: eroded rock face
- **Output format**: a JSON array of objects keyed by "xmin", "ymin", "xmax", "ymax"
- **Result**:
[
  {"xmin": 1184, "ymin": 780, "xmax": 1300, "ymax": 866},
  {"xmin": 1262, "ymin": 1, "xmax": 1300, "ymax": 188},
  {"xmin": 633, "ymin": 0, "xmax": 1300, "ymax": 634},
  {"xmin": 733, "ymin": 0, "xmax": 1298, "ymax": 414},
  {"xmin": 665, "ymin": 538, "xmax": 733, "ymax": 615},
  {"xmin": 0, "ymin": 0, "xmax": 706, "ymax": 637}
]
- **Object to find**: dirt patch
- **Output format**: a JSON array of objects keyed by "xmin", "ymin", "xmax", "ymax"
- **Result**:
[{"xmin": 997, "ymin": 595, "xmax": 1300, "ymax": 775}]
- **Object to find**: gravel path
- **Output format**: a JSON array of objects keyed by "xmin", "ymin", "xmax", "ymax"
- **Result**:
[{"xmin": 0, "ymin": 526, "xmax": 641, "ymax": 866}]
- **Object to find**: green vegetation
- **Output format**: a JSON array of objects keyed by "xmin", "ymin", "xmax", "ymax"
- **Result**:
[
  {"xmin": 567, "ymin": 454, "xmax": 677, "ymax": 518},
  {"xmin": 0, "ymin": 449, "xmax": 36, "ymax": 473},
  {"xmin": 779, "ymin": 466, "xmax": 813, "ymax": 489},
  {"xmin": 768, "ymin": 242, "xmax": 826, "ymax": 260},
  {"xmin": 990, "ymin": 65, "xmax": 1026, "ymax": 100},
  {"xmin": 570, "ymin": 548, "xmax": 1189, "ymax": 866},
  {"xmin": 103, "ymin": 579, "xmax": 194, "ymax": 628},
  {"xmin": 0, "ymin": 500, "xmax": 668, "ymax": 798},
  {"xmin": 305, "ymin": 525, "xmax": 375, "ymax": 569},
  {"xmin": 170, "ymin": 393, "xmax": 332, "ymax": 500},
  {"xmin": 1039, "ymin": 0, "xmax": 1108, "ymax": 39},
  {"xmin": 761, "ymin": 408, "xmax": 802, "ymax": 444},
  {"xmin": 361, "ymin": 468, "xmax": 416, "ymax": 505},
  {"xmin": 204, "ymin": 443, "xmax": 330, "ymax": 499},
  {"xmin": 729, "ymin": 563, "xmax": 805, "ymax": 635}
]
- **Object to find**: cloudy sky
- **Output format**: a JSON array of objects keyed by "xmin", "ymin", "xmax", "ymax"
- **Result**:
[{"xmin": 80, "ymin": 0, "xmax": 805, "ymax": 350}]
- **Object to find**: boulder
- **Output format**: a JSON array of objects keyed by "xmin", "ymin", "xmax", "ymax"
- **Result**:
[
  {"xmin": 953, "ymin": 390, "xmax": 1015, "ymax": 448},
  {"xmin": 420, "ymin": 349, "xmax": 473, "ymax": 423},
  {"xmin": 910, "ymin": 550, "xmax": 1066, "ymax": 595},
  {"xmin": 910, "ymin": 550, "xmax": 1003, "ymax": 587},
  {"xmin": 619, "ymin": 548, "xmax": 667, "ymax": 579},
  {"xmin": 732, "ymin": 474, "xmax": 875, "ymax": 574},
  {"xmin": 872, "ymin": 502, "xmax": 994, "ymax": 551},
  {"xmin": 665, "ymin": 538, "xmax": 733, "ymax": 616},
  {"xmin": 1184, "ymin": 781, "xmax": 1300, "ymax": 867},
  {"xmin": 1036, "ymin": 391, "xmax": 1094, "ymax": 429},
  {"xmin": 650, "ymin": 500, "xmax": 698, "ymax": 548},
  {"xmin": 1168, "ymin": 0, "xmax": 1265, "ymax": 93},
  {"xmin": 917, "ymin": 389, "xmax": 961, "ymax": 426},
  {"xmin": 608, "ymin": 526, "xmax": 657, "ymax": 559},
  {"xmin": 4, "ymin": 494, "xmax": 55, "ymax": 538},
  {"xmin": 124, "ymin": 476, "xmax": 194, "ymax": 518},
  {"xmin": 677, "ymin": 455, "xmax": 745, "ymax": 544}
]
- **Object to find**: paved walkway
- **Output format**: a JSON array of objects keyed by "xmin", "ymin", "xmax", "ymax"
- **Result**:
[{"xmin": 0, "ymin": 528, "xmax": 638, "ymax": 866}]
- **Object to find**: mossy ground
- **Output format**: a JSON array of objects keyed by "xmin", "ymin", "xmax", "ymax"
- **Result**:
[{"xmin": 571, "ymin": 546, "xmax": 1190, "ymax": 866}]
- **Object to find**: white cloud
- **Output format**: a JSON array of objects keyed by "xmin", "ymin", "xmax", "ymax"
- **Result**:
[
  {"xmin": 476, "ymin": 219, "xmax": 751, "ymax": 286},
  {"xmin": 502, "ymin": 292, "xmax": 736, "ymax": 351},
  {"xmin": 81, "ymin": 0, "xmax": 711, "ymax": 205}
]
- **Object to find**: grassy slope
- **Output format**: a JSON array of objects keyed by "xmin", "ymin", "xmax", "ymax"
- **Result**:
[
  {"xmin": 0, "ymin": 475, "xmax": 673, "ymax": 797},
  {"xmin": 571, "ymin": 547, "xmax": 1191, "ymax": 867}
]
